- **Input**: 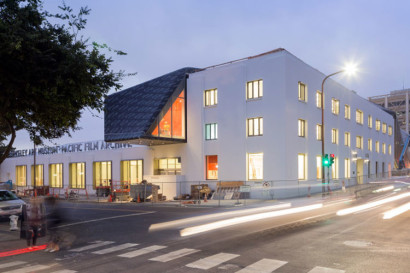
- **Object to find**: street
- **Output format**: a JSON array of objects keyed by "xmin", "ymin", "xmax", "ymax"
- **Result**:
[{"xmin": 0, "ymin": 185, "xmax": 409, "ymax": 273}]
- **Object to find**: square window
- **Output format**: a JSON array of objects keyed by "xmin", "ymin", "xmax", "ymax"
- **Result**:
[
  {"xmin": 247, "ymin": 80, "xmax": 263, "ymax": 99},
  {"xmin": 356, "ymin": 110, "xmax": 363, "ymax": 124},
  {"xmin": 356, "ymin": 136, "xmax": 363, "ymax": 149},
  {"xmin": 205, "ymin": 123, "xmax": 218, "ymax": 140},
  {"xmin": 331, "ymin": 99, "xmax": 340, "ymax": 115},
  {"xmin": 204, "ymin": 89, "xmax": 218, "ymax": 106},
  {"xmin": 248, "ymin": 117, "xmax": 263, "ymax": 136}
]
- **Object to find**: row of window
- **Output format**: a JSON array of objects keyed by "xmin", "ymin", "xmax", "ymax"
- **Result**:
[{"xmin": 205, "ymin": 117, "xmax": 263, "ymax": 140}]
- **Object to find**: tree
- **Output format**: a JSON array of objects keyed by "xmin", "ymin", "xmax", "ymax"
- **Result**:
[{"xmin": 0, "ymin": 0, "xmax": 125, "ymax": 164}]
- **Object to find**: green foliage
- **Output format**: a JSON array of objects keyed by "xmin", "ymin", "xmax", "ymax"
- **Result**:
[{"xmin": 0, "ymin": 0, "xmax": 126, "ymax": 164}]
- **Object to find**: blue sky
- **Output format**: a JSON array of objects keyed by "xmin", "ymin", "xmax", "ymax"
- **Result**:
[{"xmin": 13, "ymin": 0, "xmax": 410, "ymax": 149}]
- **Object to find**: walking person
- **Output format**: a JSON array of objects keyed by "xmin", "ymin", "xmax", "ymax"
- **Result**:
[{"xmin": 20, "ymin": 197, "xmax": 46, "ymax": 249}]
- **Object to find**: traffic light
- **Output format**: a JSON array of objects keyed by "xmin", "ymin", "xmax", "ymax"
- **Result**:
[
  {"xmin": 323, "ymin": 154, "xmax": 330, "ymax": 167},
  {"xmin": 330, "ymin": 153, "xmax": 335, "ymax": 166}
]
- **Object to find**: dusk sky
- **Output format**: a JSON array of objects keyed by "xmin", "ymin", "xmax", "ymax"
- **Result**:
[{"xmin": 13, "ymin": 0, "xmax": 410, "ymax": 149}]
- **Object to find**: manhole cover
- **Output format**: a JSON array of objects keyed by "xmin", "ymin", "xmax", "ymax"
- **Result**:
[{"xmin": 343, "ymin": 240, "xmax": 373, "ymax": 247}]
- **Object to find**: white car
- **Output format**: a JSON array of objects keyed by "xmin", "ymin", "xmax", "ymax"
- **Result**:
[{"xmin": 0, "ymin": 190, "xmax": 26, "ymax": 217}]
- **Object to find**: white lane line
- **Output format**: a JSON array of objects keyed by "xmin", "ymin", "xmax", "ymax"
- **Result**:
[
  {"xmin": 307, "ymin": 266, "xmax": 345, "ymax": 273},
  {"xmin": 236, "ymin": 258, "xmax": 288, "ymax": 273},
  {"xmin": 70, "ymin": 241, "xmax": 114, "ymax": 252},
  {"xmin": 50, "ymin": 270, "xmax": 78, "ymax": 273},
  {"xmin": 3, "ymin": 264, "xmax": 50, "ymax": 273},
  {"xmin": 186, "ymin": 253, "xmax": 240, "ymax": 270},
  {"xmin": 149, "ymin": 248, "xmax": 200, "ymax": 262},
  {"xmin": 57, "ymin": 211, "xmax": 155, "ymax": 228},
  {"xmin": 0, "ymin": 261, "xmax": 27, "ymax": 269},
  {"xmin": 92, "ymin": 243, "xmax": 139, "ymax": 254},
  {"xmin": 118, "ymin": 245, "xmax": 167, "ymax": 258}
]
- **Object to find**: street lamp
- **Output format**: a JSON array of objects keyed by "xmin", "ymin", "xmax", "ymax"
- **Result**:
[{"xmin": 321, "ymin": 64, "xmax": 357, "ymax": 196}]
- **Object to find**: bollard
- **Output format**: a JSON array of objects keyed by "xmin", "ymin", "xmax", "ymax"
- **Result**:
[{"xmin": 9, "ymin": 215, "xmax": 19, "ymax": 231}]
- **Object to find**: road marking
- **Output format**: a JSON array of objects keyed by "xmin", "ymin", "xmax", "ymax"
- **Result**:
[
  {"xmin": 51, "ymin": 270, "xmax": 78, "ymax": 273},
  {"xmin": 118, "ymin": 245, "xmax": 167, "ymax": 258},
  {"xmin": 61, "ymin": 207, "xmax": 152, "ymax": 213},
  {"xmin": 236, "ymin": 258, "xmax": 288, "ymax": 273},
  {"xmin": 3, "ymin": 264, "xmax": 50, "ymax": 273},
  {"xmin": 307, "ymin": 266, "xmax": 345, "ymax": 273},
  {"xmin": 57, "ymin": 211, "xmax": 155, "ymax": 228},
  {"xmin": 92, "ymin": 243, "xmax": 139, "ymax": 254},
  {"xmin": 0, "ymin": 261, "xmax": 27, "ymax": 269},
  {"xmin": 70, "ymin": 241, "xmax": 114, "ymax": 252},
  {"xmin": 149, "ymin": 248, "xmax": 200, "ymax": 262},
  {"xmin": 186, "ymin": 253, "xmax": 240, "ymax": 270}
]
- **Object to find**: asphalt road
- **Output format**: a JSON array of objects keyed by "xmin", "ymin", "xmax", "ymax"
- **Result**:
[{"xmin": 1, "ymin": 187, "xmax": 409, "ymax": 273}]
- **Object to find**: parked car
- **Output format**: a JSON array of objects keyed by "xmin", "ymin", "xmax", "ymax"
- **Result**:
[{"xmin": 0, "ymin": 190, "xmax": 26, "ymax": 217}]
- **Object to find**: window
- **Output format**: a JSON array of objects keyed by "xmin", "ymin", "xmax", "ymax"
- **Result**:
[
  {"xmin": 248, "ymin": 153, "xmax": 263, "ymax": 180},
  {"xmin": 331, "ymin": 98, "xmax": 339, "ymax": 115},
  {"xmin": 154, "ymin": 157, "xmax": 181, "ymax": 175},
  {"xmin": 204, "ymin": 88, "xmax": 218, "ymax": 106},
  {"xmin": 31, "ymin": 164, "xmax": 44, "ymax": 187},
  {"xmin": 368, "ymin": 138, "xmax": 372, "ymax": 151},
  {"xmin": 388, "ymin": 126, "xmax": 393, "ymax": 136},
  {"xmin": 316, "ymin": 91, "xmax": 323, "ymax": 108},
  {"xmin": 345, "ymin": 105, "xmax": 351, "ymax": 119},
  {"xmin": 298, "ymin": 82, "xmax": 307, "ymax": 102},
  {"xmin": 247, "ymin": 80, "xmax": 263, "ymax": 99},
  {"xmin": 69, "ymin": 162, "xmax": 85, "ymax": 189},
  {"xmin": 368, "ymin": 115, "xmax": 373, "ymax": 128},
  {"xmin": 389, "ymin": 144, "xmax": 392, "ymax": 155},
  {"xmin": 16, "ymin": 165, "xmax": 26, "ymax": 187},
  {"xmin": 205, "ymin": 123, "xmax": 218, "ymax": 140},
  {"xmin": 376, "ymin": 120, "xmax": 381, "ymax": 131},
  {"xmin": 382, "ymin": 143, "xmax": 386, "ymax": 154},
  {"xmin": 332, "ymin": 129, "xmax": 338, "ymax": 144},
  {"xmin": 375, "ymin": 141, "xmax": 380, "ymax": 153},
  {"xmin": 206, "ymin": 155, "xmax": 218, "ymax": 180},
  {"xmin": 298, "ymin": 119, "xmax": 306, "ymax": 137},
  {"xmin": 298, "ymin": 154, "xmax": 306, "ymax": 180},
  {"xmin": 316, "ymin": 124, "xmax": 322, "ymax": 140},
  {"xmin": 356, "ymin": 110, "xmax": 363, "ymax": 124},
  {"xmin": 121, "ymin": 160, "xmax": 143, "ymax": 185},
  {"xmin": 344, "ymin": 158, "xmax": 351, "ymax": 179},
  {"xmin": 316, "ymin": 156, "xmax": 322, "ymax": 179},
  {"xmin": 344, "ymin": 132, "xmax": 350, "ymax": 147},
  {"xmin": 49, "ymin": 163, "xmax": 63, "ymax": 188},
  {"xmin": 248, "ymin": 117, "xmax": 263, "ymax": 136},
  {"xmin": 332, "ymin": 157, "xmax": 338, "ymax": 179},
  {"xmin": 356, "ymin": 136, "xmax": 363, "ymax": 149},
  {"xmin": 93, "ymin": 161, "xmax": 112, "ymax": 189},
  {"xmin": 382, "ymin": 123, "xmax": 387, "ymax": 134}
]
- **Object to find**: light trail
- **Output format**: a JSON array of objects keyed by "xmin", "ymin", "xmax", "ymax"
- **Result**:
[
  {"xmin": 372, "ymin": 186, "xmax": 394, "ymax": 193},
  {"xmin": 180, "ymin": 203, "xmax": 323, "ymax": 237},
  {"xmin": 383, "ymin": 202, "xmax": 410, "ymax": 219},
  {"xmin": 337, "ymin": 192, "xmax": 410, "ymax": 216}
]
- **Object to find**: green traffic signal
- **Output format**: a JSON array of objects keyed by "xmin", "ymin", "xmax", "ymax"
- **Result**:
[{"xmin": 323, "ymin": 154, "xmax": 330, "ymax": 167}]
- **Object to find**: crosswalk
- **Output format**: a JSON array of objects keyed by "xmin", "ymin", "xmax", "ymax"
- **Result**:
[{"xmin": 1, "ymin": 240, "xmax": 346, "ymax": 273}]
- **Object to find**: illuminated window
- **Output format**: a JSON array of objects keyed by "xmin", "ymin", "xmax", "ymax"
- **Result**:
[
  {"xmin": 356, "ymin": 110, "xmax": 363, "ymax": 124},
  {"xmin": 382, "ymin": 123, "xmax": 387, "ymax": 134},
  {"xmin": 205, "ymin": 88, "xmax": 218, "ymax": 106},
  {"xmin": 298, "ymin": 154, "xmax": 306, "ymax": 180},
  {"xmin": 375, "ymin": 141, "xmax": 380, "ymax": 153},
  {"xmin": 331, "ymin": 98, "xmax": 339, "ymax": 115},
  {"xmin": 16, "ymin": 165, "xmax": 27, "ymax": 187},
  {"xmin": 121, "ymin": 160, "xmax": 143, "ymax": 185},
  {"xmin": 205, "ymin": 123, "xmax": 218, "ymax": 140},
  {"xmin": 206, "ymin": 155, "xmax": 218, "ymax": 180},
  {"xmin": 31, "ymin": 164, "xmax": 44, "ymax": 187},
  {"xmin": 344, "ymin": 132, "xmax": 350, "ymax": 147},
  {"xmin": 332, "ymin": 129, "xmax": 338, "ymax": 144},
  {"xmin": 345, "ymin": 105, "xmax": 351, "ymax": 119},
  {"xmin": 375, "ymin": 120, "xmax": 381, "ymax": 131},
  {"xmin": 344, "ymin": 158, "xmax": 350, "ymax": 178},
  {"xmin": 356, "ymin": 136, "xmax": 363, "ymax": 149},
  {"xmin": 332, "ymin": 156, "xmax": 338, "ymax": 179},
  {"xmin": 368, "ymin": 115, "xmax": 373, "ymax": 128},
  {"xmin": 248, "ymin": 117, "xmax": 263, "ymax": 136},
  {"xmin": 316, "ymin": 91, "xmax": 323, "ymax": 108},
  {"xmin": 316, "ymin": 155, "xmax": 322, "ymax": 179},
  {"xmin": 93, "ymin": 161, "xmax": 111, "ymax": 189},
  {"xmin": 389, "ymin": 144, "xmax": 392, "ymax": 155},
  {"xmin": 154, "ymin": 158, "xmax": 181, "ymax": 175},
  {"xmin": 388, "ymin": 126, "xmax": 392, "ymax": 136},
  {"xmin": 316, "ymin": 124, "xmax": 322, "ymax": 140},
  {"xmin": 382, "ymin": 143, "xmax": 386, "ymax": 154},
  {"xmin": 368, "ymin": 138, "xmax": 372, "ymax": 151},
  {"xmin": 298, "ymin": 119, "xmax": 306, "ymax": 137},
  {"xmin": 298, "ymin": 82, "xmax": 307, "ymax": 102},
  {"xmin": 247, "ymin": 80, "xmax": 263, "ymax": 99},
  {"xmin": 49, "ymin": 163, "xmax": 63, "ymax": 188},
  {"xmin": 248, "ymin": 153, "xmax": 263, "ymax": 180},
  {"xmin": 69, "ymin": 162, "xmax": 85, "ymax": 189}
]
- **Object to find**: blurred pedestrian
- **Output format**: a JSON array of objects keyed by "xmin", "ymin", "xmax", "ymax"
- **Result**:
[
  {"xmin": 44, "ymin": 196, "xmax": 64, "ymax": 252},
  {"xmin": 20, "ymin": 197, "xmax": 46, "ymax": 249}
]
